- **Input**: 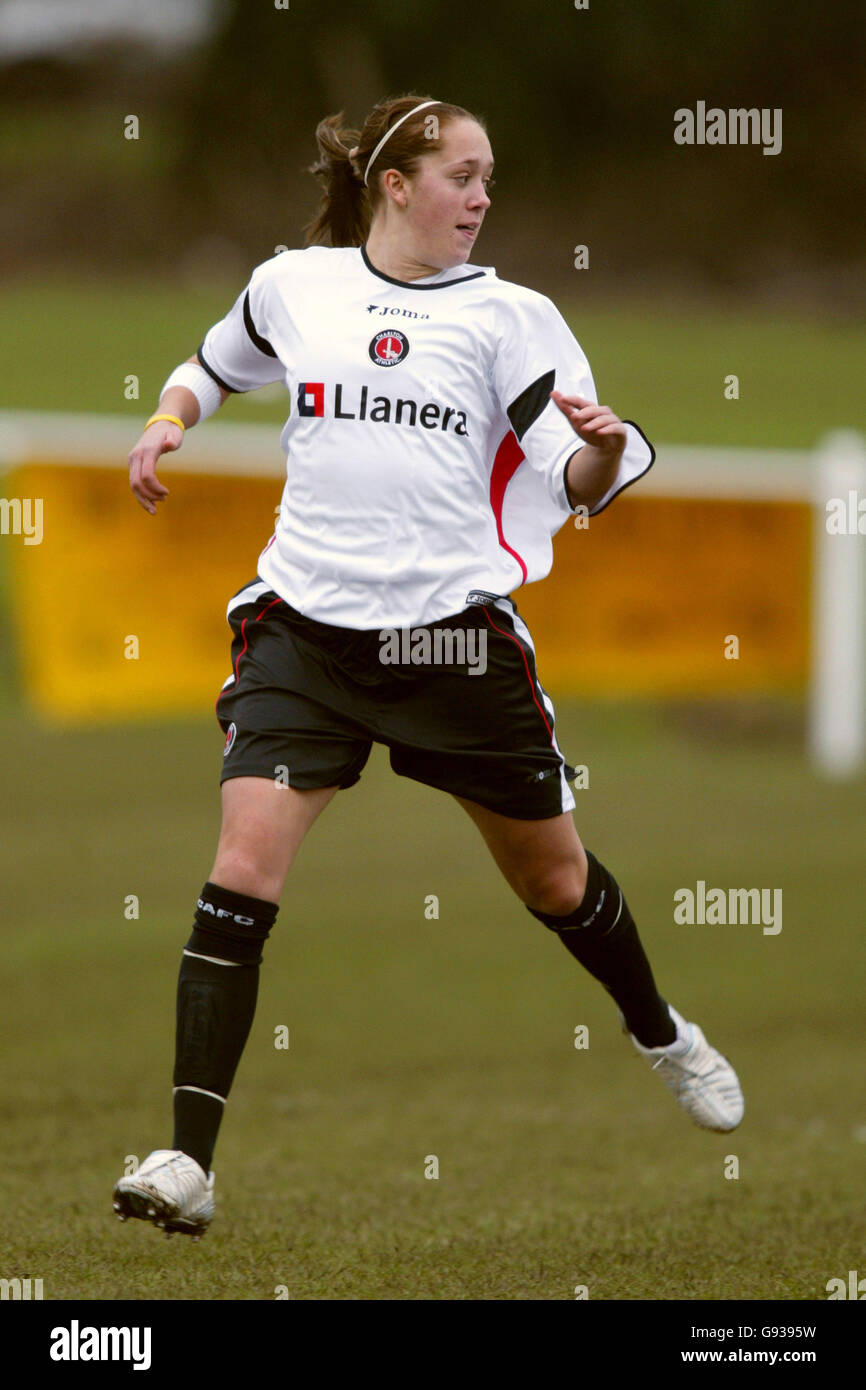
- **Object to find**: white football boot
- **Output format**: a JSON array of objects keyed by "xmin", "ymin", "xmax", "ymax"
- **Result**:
[
  {"xmin": 113, "ymin": 1150, "xmax": 214, "ymax": 1238},
  {"xmin": 622, "ymin": 1004, "xmax": 744, "ymax": 1132}
]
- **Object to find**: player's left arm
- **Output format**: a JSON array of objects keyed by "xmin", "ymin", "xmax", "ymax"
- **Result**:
[{"xmin": 552, "ymin": 389, "xmax": 629, "ymax": 512}]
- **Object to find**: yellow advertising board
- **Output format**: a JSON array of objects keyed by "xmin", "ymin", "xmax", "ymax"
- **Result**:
[
  {"xmin": 6, "ymin": 463, "xmax": 283, "ymax": 722},
  {"xmin": 517, "ymin": 494, "xmax": 811, "ymax": 695},
  {"xmin": 5, "ymin": 463, "xmax": 809, "ymax": 723}
]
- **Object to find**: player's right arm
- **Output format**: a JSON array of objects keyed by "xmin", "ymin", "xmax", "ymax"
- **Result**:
[
  {"xmin": 129, "ymin": 354, "xmax": 230, "ymax": 514},
  {"xmin": 130, "ymin": 262, "xmax": 287, "ymax": 514}
]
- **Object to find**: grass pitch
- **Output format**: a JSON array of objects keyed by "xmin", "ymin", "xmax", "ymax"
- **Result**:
[{"xmin": 2, "ymin": 698, "xmax": 863, "ymax": 1300}]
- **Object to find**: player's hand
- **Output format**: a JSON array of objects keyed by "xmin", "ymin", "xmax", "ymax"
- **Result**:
[
  {"xmin": 550, "ymin": 390, "xmax": 627, "ymax": 459},
  {"xmin": 128, "ymin": 421, "xmax": 182, "ymax": 514}
]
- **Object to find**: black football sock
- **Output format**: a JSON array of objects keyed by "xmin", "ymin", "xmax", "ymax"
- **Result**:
[
  {"xmin": 172, "ymin": 881, "xmax": 278, "ymax": 1174},
  {"xmin": 527, "ymin": 851, "xmax": 676, "ymax": 1048}
]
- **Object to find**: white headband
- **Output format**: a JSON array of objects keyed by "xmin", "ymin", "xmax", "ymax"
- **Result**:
[{"xmin": 363, "ymin": 100, "xmax": 441, "ymax": 186}]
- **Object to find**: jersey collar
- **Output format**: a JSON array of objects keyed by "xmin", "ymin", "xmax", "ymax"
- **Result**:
[{"xmin": 360, "ymin": 243, "xmax": 487, "ymax": 290}]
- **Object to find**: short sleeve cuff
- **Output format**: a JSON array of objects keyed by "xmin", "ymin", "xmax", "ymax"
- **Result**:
[{"xmin": 586, "ymin": 421, "xmax": 656, "ymax": 515}]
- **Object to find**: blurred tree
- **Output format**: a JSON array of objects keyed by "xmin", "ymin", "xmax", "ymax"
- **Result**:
[
  {"xmin": 0, "ymin": 0, "xmax": 862, "ymax": 299},
  {"xmin": 167, "ymin": 0, "xmax": 865, "ymax": 296}
]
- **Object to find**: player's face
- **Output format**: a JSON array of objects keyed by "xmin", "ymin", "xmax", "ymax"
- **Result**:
[{"xmin": 405, "ymin": 118, "xmax": 494, "ymax": 268}]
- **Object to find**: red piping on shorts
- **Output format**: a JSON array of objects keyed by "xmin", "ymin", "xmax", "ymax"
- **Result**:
[
  {"xmin": 481, "ymin": 605, "xmax": 555, "ymax": 746},
  {"xmin": 489, "ymin": 430, "xmax": 528, "ymax": 584},
  {"xmin": 215, "ymin": 594, "xmax": 284, "ymax": 715}
]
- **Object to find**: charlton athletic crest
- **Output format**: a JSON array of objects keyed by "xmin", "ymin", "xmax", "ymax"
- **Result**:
[
  {"xmin": 369, "ymin": 329, "xmax": 409, "ymax": 366},
  {"xmin": 223, "ymin": 722, "xmax": 237, "ymax": 758}
]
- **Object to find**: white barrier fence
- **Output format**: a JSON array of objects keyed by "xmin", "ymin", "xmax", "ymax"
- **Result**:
[
  {"xmin": 0, "ymin": 411, "xmax": 863, "ymax": 777},
  {"xmin": 808, "ymin": 431, "xmax": 866, "ymax": 777}
]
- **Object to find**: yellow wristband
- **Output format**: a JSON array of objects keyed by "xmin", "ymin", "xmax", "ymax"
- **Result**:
[{"xmin": 145, "ymin": 413, "xmax": 186, "ymax": 432}]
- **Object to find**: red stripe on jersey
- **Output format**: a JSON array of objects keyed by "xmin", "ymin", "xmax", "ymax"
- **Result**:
[
  {"xmin": 489, "ymin": 430, "xmax": 528, "ymax": 584},
  {"xmin": 481, "ymin": 605, "xmax": 555, "ymax": 747}
]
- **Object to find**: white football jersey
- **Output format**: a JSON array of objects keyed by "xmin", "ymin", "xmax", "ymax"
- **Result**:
[{"xmin": 198, "ymin": 244, "xmax": 654, "ymax": 629}]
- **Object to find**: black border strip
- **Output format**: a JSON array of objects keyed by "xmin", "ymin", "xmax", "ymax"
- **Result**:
[
  {"xmin": 243, "ymin": 291, "xmax": 278, "ymax": 357},
  {"xmin": 360, "ymin": 242, "xmax": 486, "ymax": 290},
  {"xmin": 566, "ymin": 419, "xmax": 657, "ymax": 516},
  {"xmin": 196, "ymin": 344, "xmax": 240, "ymax": 394}
]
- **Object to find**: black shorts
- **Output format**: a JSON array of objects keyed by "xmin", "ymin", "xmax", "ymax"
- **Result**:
[{"xmin": 215, "ymin": 577, "xmax": 577, "ymax": 820}]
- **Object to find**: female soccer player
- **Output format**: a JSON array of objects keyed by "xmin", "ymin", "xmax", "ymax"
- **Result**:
[{"xmin": 115, "ymin": 94, "xmax": 743, "ymax": 1238}]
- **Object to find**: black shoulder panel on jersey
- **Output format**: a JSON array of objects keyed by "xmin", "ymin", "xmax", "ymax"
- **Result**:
[
  {"xmin": 243, "ymin": 291, "xmax": 278, "ymax": 357},
  {"xmin": 196, "ymin": 344, "xmax": 238, "ymax": 394},
  {"xmin": 507, "ymin": 369, "xmax": 555, "ymax": 441}
]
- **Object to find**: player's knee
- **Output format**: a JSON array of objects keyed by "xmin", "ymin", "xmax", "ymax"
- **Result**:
[
  {"xmin": 209, "ymin": 846, "xmax": 283, "ymax": 903},
  {"xmin": 520, "ymin": 858, "xmax": 587, "ymax": 917}
]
